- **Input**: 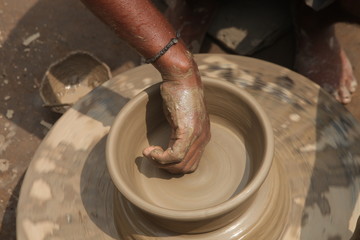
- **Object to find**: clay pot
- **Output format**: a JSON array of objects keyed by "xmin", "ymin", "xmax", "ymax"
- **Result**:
[
  {"xmin": 106, "ymin": 78, "xmax": 274, "ymax": 235},
  {"xmin": 40, "ymin": 51, "xmax": 111, "ymax": 113}
]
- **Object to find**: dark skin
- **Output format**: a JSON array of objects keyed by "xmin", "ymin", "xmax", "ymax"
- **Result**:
[
  {"xmin": 294, "ymin": 0, "xmax": 359, "ymax": 104},
  {"xmin": 164, "ymin": 0, "xmax": 219, "ymax": 52},
  {"xmin": 81, "ymin": 0, "xmax": 210, "ymax": 174},
  {"xmin": 166, "ymin": 0, "xmax": 360, "ymax": 104}
]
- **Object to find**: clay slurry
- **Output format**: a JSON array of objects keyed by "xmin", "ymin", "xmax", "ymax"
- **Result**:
[{"xmin": 136, "ymin": 115, "xmax": 250, "ymax": 211}]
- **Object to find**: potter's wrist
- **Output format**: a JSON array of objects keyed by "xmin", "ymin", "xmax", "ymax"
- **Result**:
[
  {"xmin": 151, "ymin": 39, "xmax": 190, "ymax": 69},
  {"xmin": 151, "ymin": 42, "xmax": 201, "ymax": 87}
]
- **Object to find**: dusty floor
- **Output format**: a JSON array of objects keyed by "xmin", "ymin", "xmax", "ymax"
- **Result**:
[{"xmin": 1, "ymin": 0, "xmax": 360, "ymax": 239}]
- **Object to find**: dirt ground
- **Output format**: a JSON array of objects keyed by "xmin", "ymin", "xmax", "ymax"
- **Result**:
[{"xmin": 1, "ymin": 0, "xmax": 360, "ymax": 239}]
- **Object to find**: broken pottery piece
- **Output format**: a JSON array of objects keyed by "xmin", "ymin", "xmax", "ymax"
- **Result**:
[
  {"xmin": 106, "ymin": 78, "xmax": 274, "ymax": 237},
  {"xmin": 40, "ymin": 51, "xmax": 111, "ymax": 113}
]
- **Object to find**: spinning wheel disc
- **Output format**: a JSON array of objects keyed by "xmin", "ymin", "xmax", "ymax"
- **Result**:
[{"xmin": 17, "ymin": 54, "xmax": 360, "ymax": 240}]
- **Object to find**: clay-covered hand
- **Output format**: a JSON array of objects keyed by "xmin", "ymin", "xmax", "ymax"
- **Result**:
[
  {"xmin": 143, "ymin": 67, "xmax": 210, "ymax": 174},
  {"xmin": 81, "ymin": 0, "xmax": 210, "ymax": 173}
]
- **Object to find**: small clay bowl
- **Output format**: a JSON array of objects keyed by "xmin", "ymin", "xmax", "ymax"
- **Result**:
[
  {"xmin": 106, "ymin": 78, "xmax": 274, "ymax": 234},
  {"xmin": 40, "ymin": 51, "xmax": 111, "ymax": 113}
]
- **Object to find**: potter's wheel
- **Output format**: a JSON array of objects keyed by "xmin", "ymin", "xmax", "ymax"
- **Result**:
[{"xmin": 17, "ymin": 54, "xmax": 360, "ymax": 240}]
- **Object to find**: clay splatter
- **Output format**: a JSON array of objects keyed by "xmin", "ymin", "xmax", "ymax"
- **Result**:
[
  {"xmin": 35, "ymin": 158, "xmax": 56, "ymax": 173},
  {"xmin": 6, "ymin": 109, "xmax": 14, "ymax": 119},
  {"xmin": 23, "ymin": 219, "xmax": 59, "ymax": 240},
  {"xmin": 141, "ymin": 77, "xmax": 153, "ymax": 85},
  {"xmin": 0, "ymin": 124, "xmax": 17, "ymax": 155},
  {"xmin": 300, "ymin": 116, "xmax": 357, "ymax": 152},
  {"xmin": 0, "ymin": 159, "xmax": 10, "ymax": 172},
  {"xmin": 300, "ymin": 144, "xmax": 317, "ymax": 153},
  {"xmin": 22, "ymin": 32, "xmax": 40, "ymax": 46},
  {"xmin": 66, "ymin": 214, "xmax": 72, "ymax": 223},
  {"xmin": 30, "ymin": 179, "xmax": 52, "ymax": 201},
  {"xmin": 290, "ymin": 113, "xmax": 301, "ymax": 122},
  {"xmin": 40, "ymin": 120, "xmax": 52, "ymax": 130},
  {"xmin": 125, "ymin": 82, "xmax": 135, "ymax": 89}
]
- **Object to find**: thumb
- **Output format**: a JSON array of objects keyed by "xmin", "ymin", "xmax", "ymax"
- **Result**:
[{"xmin": 143, "ymin": 145, "xmax": 184, "ymax": 165}]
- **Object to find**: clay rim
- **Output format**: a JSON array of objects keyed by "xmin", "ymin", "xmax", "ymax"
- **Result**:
[{"xmin": 106, "ymin": 78, "xmax": 274, "ymax": 221}]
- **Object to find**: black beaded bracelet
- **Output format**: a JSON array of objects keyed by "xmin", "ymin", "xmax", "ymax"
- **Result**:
[{"xmin": 145, "ymin": 31, "xmax": 181, "ymax": 64}]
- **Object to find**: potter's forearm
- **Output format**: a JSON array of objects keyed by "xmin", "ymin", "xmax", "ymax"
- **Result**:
[
  {"xmin": 81, "ymin": 0, "xmax": 198, "ymax": 85},
  {"xmin": 82, "ymin": 0, "xmax": 209, "ymax": 173}
]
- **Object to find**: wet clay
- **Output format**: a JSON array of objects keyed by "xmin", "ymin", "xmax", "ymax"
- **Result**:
[
  {"xmin": 113, "ymin": 153, "xmax": 289, "ymax": 237},
  {"xmin": 106, "ymin": 78, "xmax": 274, "ymax": 234},
  {"xmin": 17, "ymin": 54, "xmax": 360, "ymax": 240},
  {"xmin": 143, "ymin": 84, "xmax": 209, "ymax": 171},
  {"xmin": 136, "ymin": 119, "xmax": 250, "ymax": 211}
]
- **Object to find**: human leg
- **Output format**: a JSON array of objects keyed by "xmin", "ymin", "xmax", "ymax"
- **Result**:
[
  {"xmin": 294, "ymin": 0, "xmax": 358, "ymax": 104},
  {"xmin": 164, "ymin": 0, "xmax": 219, "ymax": 52}
]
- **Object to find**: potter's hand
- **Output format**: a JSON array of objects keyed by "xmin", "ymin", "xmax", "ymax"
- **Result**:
[
  {"xmin": 81, "ymin": 0, "xmax": 210, "ymax": 173},
  {"xmin": 143, "ymin": 59, "xmax": 210, "ymax": 174}
]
